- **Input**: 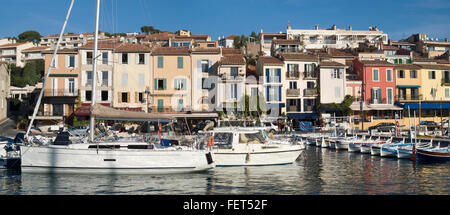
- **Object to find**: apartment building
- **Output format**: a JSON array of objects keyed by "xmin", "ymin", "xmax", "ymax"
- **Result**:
[
  {"xmin": 190, "ymin": 47, "xmax": 222, "ymax": 111},
  {"xmin": 78, "ymin": 41, "xmax": 119, "ymax": 109},
  {"xmin": 259, "ymin": 32, "xmax": 287, "ymax": 56},
  {"xmin": 407, "ymin": 33, "xmax": 450, "ymax": 58},
  {"xmin": 41, "ymin": 48, "xmax": 80, "ymax": 120},
  {"xmin": 0, "ymin": 42, "xmax": 35, "ymax": 67},
  {"xmin": 113, "ymin": 43, "xmax": 152, "ymax": 112},
  {"xmin": 286, "ymin": 24, "xmax": 388, "ymax": 50},
  {"xmin": 39, "ymin": 33, "xmax": 103, "ymax": 49},
  {"xmin": 151, "ymin": 47, "xmax": 191, "ymax": 112},
  {"xmin": 21, "ymin": 46, "xmax": 51, "ymax": 62},
  {"xmin": 214, "ymin": 51, "xmax": 246, "ymax": 112},
  {"xmin": 0, "ymin": 62, "xmax": 9, "ymax": 122},
  {"xmin": 256, "ymin": 56, "xmax": 285, "ymax": 116},
  {"xmin": 319, "ymin": 61, "xmax": 347, "ymax": 104},
  {"xmin": 218, "ymin": 35, "xmax": 237, "ymax": 48}
]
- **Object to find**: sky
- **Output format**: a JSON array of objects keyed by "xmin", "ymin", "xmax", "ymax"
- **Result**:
[{"xmin": 1, "ymin": 0, "xmax": 450, "ymax": 41}]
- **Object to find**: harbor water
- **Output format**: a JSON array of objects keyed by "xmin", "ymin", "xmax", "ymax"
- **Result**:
[{"xmin": 0, "ymin": 145, "xmax": 449, "ymax": 195}]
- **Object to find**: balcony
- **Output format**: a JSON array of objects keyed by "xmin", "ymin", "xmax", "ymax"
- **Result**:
[
  {"xmin": 303, "ymin": 71, "xmax": 318, "ymax": 79},
  {"xmin": 442, "ymin": 78, "xmax": 450, "ymax": 86},
  {"xmin": 286, "ymin": 71, "xmax": 300, "ymax": 79},
  {"xmin": 396, "ymin": 94, "xmax": 423, "ymax": 102},
  {"xmin": 44, "ymin": 89, "xmax": 78, "ymax": 97},
  {"xmin": 303, "ymin": 88, "xmax": 318, "ymax": 97},
  {"xmin": 286, "ymin": 89, "xmax": 301, "ymax": 97}
]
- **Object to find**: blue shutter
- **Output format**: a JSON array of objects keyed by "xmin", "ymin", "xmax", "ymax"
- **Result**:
[
  {"xmin": 158, "ymin": 56, "xmax": 163, "ymax": 68},
  {"xmin": 177, "ymin": 57, "xmax": 183, "ymax": 68},
  {"xmin": 276, "ymin": 69, "xmax": 281, "ymax": 82},
  {"xmin": 266, "ymin": 69, "xmax": 270, "ymax": 83},
  {"xmin": 197, "ymin": 60, "xmax": 202, "ymax": 73},
  {"xmin": 278, "ymin": 86, "xmax": 282, "ymax": 101},
  {"xmin": 208, "ymin": 60, "xmax": 212, "ymax": 73},
  {"xmin": 266, "ymin": 86, "xmax": 270, "ymax": 102},
  {"xmin": 163, "ymin": 79, "xmax": 167, "ymax": 90}
]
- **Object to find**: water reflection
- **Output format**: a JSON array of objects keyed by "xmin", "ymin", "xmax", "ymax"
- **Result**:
[{"xmin": 1, "ymin": 147, "xmax": 449, "ymax": 195}]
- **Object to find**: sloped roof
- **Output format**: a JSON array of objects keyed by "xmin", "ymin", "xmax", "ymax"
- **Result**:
[
  {"xmin": 219, "ymin": 54, "xmax": 246, "ymax": 65},
  {"xmin": 259, "ymin": 56, "xmax": 284, "ymax": 65},
  {"xmin": 152, "ymin": 46, "xmax": 190, "ymax": 55},
  {"xmin": 280, "ymin": 53, "xmax": 318, "ymax": 61},
  {"xmin": 114, "ymin": 43, "xmax": 151, "ymax": 52}
]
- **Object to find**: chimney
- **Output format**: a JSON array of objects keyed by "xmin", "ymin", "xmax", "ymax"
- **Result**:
[
  {"xmin": 315, "ymin": 25, "xmax": 319, "ymax": 30},
  {"xmin": 349, "ymin": 26, "xmax": 352, "ymax": 31}
]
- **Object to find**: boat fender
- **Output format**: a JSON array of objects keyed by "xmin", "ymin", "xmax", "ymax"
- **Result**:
[
  {"xmin": 245, "ymin": 153, "xmax": 250, "ymax": 163},
  {"xmin": 207, "ymin": 136, "xmax": 214, "ymax": 147}
]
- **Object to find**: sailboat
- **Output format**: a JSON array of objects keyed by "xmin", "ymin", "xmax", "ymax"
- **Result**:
[{"xmin": 20, "ymin": 0, "xmax": 214, "ymax": 174}]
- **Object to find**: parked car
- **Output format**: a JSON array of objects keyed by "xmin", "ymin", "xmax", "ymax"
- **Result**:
[
  {"xmin": 67, "ymin": 126, "xmax": 89, "ymax": 136},
  {"xmin": 368, "ymin": 123, "xmax": 396, "ymax": 134},
  {"xmin": 261, "ymin": 121, "xmax": 279, "ymax": 134}
]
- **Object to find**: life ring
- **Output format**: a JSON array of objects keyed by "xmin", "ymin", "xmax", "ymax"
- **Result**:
[{"xmin": 207, "ymin": 136, "xmax": 214, "ymax": 147}]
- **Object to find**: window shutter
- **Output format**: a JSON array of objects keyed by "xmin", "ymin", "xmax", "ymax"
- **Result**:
[
  {"xmin": 82, "ymin": 52, "xmax": 86, "ymax": 65},
  {"xmin": 266, "ymin": 69, "xmax": 269, "ymax": 83},
  {"xmin": 197, "ymin": 60, "xmax": 202, "ymax": 73},
  {"xmin": 136, "ymin": 53, "xmax": 139, "ymax": 65},
  {"xmin": 127, "ymin": 92, "xmax": 130, "ymax": 103},
  {"xmin": 154, "ymin": 79, "xmax": 158, "ymax": 90},
  {"xmin": 118, "ymin": 92, "xmax": 121, "ymax": 103},
  {"xmin": 163, "ymin": 79, "xmax": 167, "ymax": 90},
  {"xmin": 266, "ymin": 86, "xmax": 270, "ymax": 102},
  {"xmin": 371, "ymin": 88, "xmax": 374, "ymax": 103},
  {"xmin": 118, "ymin": 53, "xmax": 122, "ymax": 64},
  {"xmin": 135, "ymin": 92, "xmax": 138, "ymax": 103},
  {"xmin": 182, "ymin": 79, "xmax": 186, "ymax": 90},
  {"xmin": 208, "ymin": 60, "xmax": 212, "ymax": 73},
  {"xmin": 276, "ymin": 69, "xmax": 281, "ymax": 82},
  {"xmin": 75, "ymin": 55, "xmax": 79, "ymax": 68},
  {"xmin": 65, "ymin": 56, "xmax": 68, "ymax": 68},
  {"xmin": 378, "ymin": 88, "xmax": 382, "ymax": 104},
  {"xmin": 278, "ymin": 86, "xmax": 281, "ymax": 101}
]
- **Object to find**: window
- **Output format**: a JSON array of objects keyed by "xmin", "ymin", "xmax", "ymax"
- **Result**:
[
  {"xmin": 69, "ymin": 56, "xmax": 75, "ymax": 68},
  {"xmin": 85, "ymin": 90, "xmax": 92, "ymax": 101},
  {"xmin": 201, "ymin": 78, "xmax": 210, "ymax": 89},
  {"xmin": 231, "ymin": 67, "xmax": 238, "ymax": 77},
  {"xmin": 101, "ymin": 91, "xmax": 108, "ymax": 101},
  {"xmin": 138, "ymin": 92, "xmax": 144, "ymax": 102},
  {"xmin": 398, "ymin": 70, "xmax": 405, "ymax": 78},
  {"xmin": 372, "ymin": 69, "xmax": 379, "ymax": 81},
  {"xmin": 387, "ymin": 88, "xmax": 393, "ymax": 104},
  {"xmin": 371, "ymin": 88, "xmax": 381, "ymax": 104},
  {"xmin": 177, "ymin": 99, "xmax": 184, "ymax": 112},
  {"xmin": 429, "ymin": 71, "xmax": 436, "ymax": 79},
  {"xmin": 177, "ymin": 57, "xmax": 183, "ymax": 68},
  {"xmin": 138, "ymin": 54, "xmax": 145, "ymax": 64},
  {"xmin": 410, "ymin": 70, "xmax": 417, "ymax": 78},
  {"xmin": 155, "ymin": 78, "xmax": 166, "ymax": 90},
  {"xmin": 121, "ymin": 92, "xmax": 128, "ymax": 103},
  {"xmin": 174, "ymin": 79, "xmax": 186, "ymax": 90},
  {"xmin": 121, "ymin": 53, "xmax": 128, "ymax": 64},
  {"xmin": 266, "ymin": 86, "xmax": 281, "ymax": 102},
  {"xmin": 251, "ymin": 88, "xmax": 258, "ymax": 97},
  {"xmin": 332, "ymin": 69, "xmax": 342, "ymax": 79},
  {"xmin": 201, "ymin": 60, "xmax": 209, "ymax": 73},
  {"xmin": 86, "ymin": 71, "xmax": 92, "ymax": 86},
  {"xmin": 121, "ymin": 73, "xmax": 128, "ymax": 86},
  {"xmin": 430, "ymin": 88, "xmax": 437, "ymax": 98},
  {"xmin": 334, "ymin": 87, "xmax": 341, "ymax": 97},
  {"xmin": 102, "ymin": 71, "xmax": 108, "ymax": 86},
  {"xmin": 138, "ymin": 73, "xmax": 145, "ymax": 86},
  {"xmin": 289, "ymin": 81, "xmax": 297, "ymax": 89},
  {"xmin": 52, "ymin": 104, "xmax": 63, "ymax": 116},
  {"xmin": 157, "ymin": 56, "xmax": 164, "ymax": 68},
  {"xmin": 86, "ymin": 52, "xmax": 93, "ymax": 64},
  {"xmin": 157, "ymin": 99, "xmax": 164, "ymax": 112},
  {"xmin": 266, "ymin": 68, "xmax": 281, "ymax": 83},
  {"xmin": 68, "ymin": 78, "xmax": 75, "ymax": 94},
  {"xmin": 386, "ymin": 69, "xmax": 393, "ymax": 82},
  {"xmin": 102, "ymin": 52, "xmax": 108, "ymax": 64},
  {"xmin": 445, "ymin": 88, "xmax": 450, "ymax": 99}
]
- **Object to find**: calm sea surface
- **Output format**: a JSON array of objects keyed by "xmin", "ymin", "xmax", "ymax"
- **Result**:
[{"xmin": 1, "ymin": 146, "xmax": 449, "ymax": 195}]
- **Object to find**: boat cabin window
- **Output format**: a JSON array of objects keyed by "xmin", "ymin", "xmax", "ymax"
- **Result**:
[
  {"xmin": 213, "ymin": 133, "xmax": 233, "ymax": 149},
  {"xmin": 239, "ymin": 132, "xmax": 265, "ymax": 144},
  {"xmin": 88, "ymin": 145, "xmax": 120, "ymax": 149}
]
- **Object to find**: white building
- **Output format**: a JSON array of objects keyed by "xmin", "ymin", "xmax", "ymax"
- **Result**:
[
  {"xmin": 0, "ymin": 42, "xmax": 35, "ymax": 67},
  {"xmin": 319, "ymin": 61, "xmax": 347, "ymax": 104},
  {"xmin": 0, "ymin": 62, "xmax": 9, "ymax": 121},
  {"xmin": 286, "ymin": 24, "xmax": 388, "ymax": 50},
  {"xmin": 215, "ymin": 52, "xmax": 246, "ymax": 112},
  {"xmin": 218, "ymin": 35, "xmax": 237, "ymax": 48},
  {"xmin": 21, "ymin": 46, "xmax": 51, "ymax": 62},
  {"xmin": 256, "ymin": 56, "xmax": 285, "ymax": 116}
]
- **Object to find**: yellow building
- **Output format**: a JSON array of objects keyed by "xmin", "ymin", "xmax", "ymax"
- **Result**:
[{"xmin": 151, "ymin": 47, "xmax": 191, "ymax": 112}]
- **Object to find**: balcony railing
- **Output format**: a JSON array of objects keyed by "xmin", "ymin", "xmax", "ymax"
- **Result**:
[
  {"xmin": 44, "ymin": 89, "xmax": 78, "ymax": 97},
  {"xmin": 442, "ymin": 78, "xmax": 450, "ymax": 85},
  {"xmin": 304, "ymin": 88, "xmax": 318, "ymax": 97},
  {"xmin": 303, "ymin": 71, "xmax": 318, "ymax": 79},
  {"xmin": 286, "ymin": 89, "xmax": 301, "ymax": 97},
  {"xmin": 396, "ymin": 94, "xmax": 423, "ymax": 101},
  {"xmin": 286, "ymin": 71, "xmax": 300, "ymax": 79}
]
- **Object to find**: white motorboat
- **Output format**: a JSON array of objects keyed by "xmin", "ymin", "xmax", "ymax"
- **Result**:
[
  {"xmin": 20, "ymin": 0, "xmax": 214, "ymax": 174},
  {"xmin": 321, "ymin": 138, "xmax": 329, "ymax": 148},
  {"xmin": 205, "ymin": 128, "xmax": 304, "ymax": 166}
]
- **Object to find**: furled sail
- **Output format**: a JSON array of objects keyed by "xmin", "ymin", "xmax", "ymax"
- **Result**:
[{"xmin": 90, "ymin": 104, "xmax": 174, "ymax": 121}]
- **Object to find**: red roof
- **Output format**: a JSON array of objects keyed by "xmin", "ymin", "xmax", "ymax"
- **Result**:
[
  {"xmin": 152, "ymin": 46, "xmax": 190, "ymax": 55},
  {"xmin": 259, "ymin": 56, "xmax": 284, "ymax": 65},
  {"xmin": 219, "ymin": 55, "xmax": 246, "ymax": 65},
  {"xmin": 114, "ymin": 43, "xmax": 151, "ymax": 52}
]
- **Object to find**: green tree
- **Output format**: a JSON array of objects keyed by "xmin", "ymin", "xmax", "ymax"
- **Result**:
[
  {"xmin": 9, "ymin": 59, "xmax": 44, "ymax": 87},
  {"xmin": 141, "ymin": 26, "xmax": 162, "ymax": 34},
  {"xmin": 233, "ymin": 35, "xmax": 248, "ymax": 50},
  {"xmin": 17, "ymin": 30, "xmax": 42, "ymax": 43},
  {"xmin": 249, "ymin": 31, "xmax": 258, "ymax": 41}
]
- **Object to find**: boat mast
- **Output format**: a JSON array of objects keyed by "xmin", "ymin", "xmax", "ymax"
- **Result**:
[
  {"xmin": 89, "ymin": 0, "xmax": 101, "ymax": 142},
  {"xmin": 25, "ymin": 0, "xmax": 75, "ymax": 139}
]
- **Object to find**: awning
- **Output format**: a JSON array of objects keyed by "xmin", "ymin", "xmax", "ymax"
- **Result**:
[
  {"xmin": 397, "ymin": 85, "xmax": 421, "ymax": 88},
  {"xmin": 350, "ymin": 103, "xmax": 403, "ymax": 111},
  {"xmin": 396, "ymin": 102, "xmax": 450, "ymax": 109},
  {"xmin": 287, "ymin": 113, "xmax": 320, "ymax": 120},
  {"xmin": 91, "ymin": 104, "xmax": 174, "ymax": 122}
]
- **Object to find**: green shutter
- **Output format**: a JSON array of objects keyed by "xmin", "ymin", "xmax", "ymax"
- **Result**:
[
  {"xmin": 158, "ymin": 99, "xmax": 164, "ymax": 112},
  {"xmin": 163, "ymin": 79, "xmax": 167, "ymax": 90},
  {"xmin": 154, "ymin": 79, "xmax": 158, "ymax": 90},
  {"xmin": 177, "ymin": 57, "xmax": 183, "ymax": 68},
  {"xmin": 182, "ymin": 79, "xmax": 186, "ymax": 90},
  {"xmin": 158, "ymin": 56, "xmax": 163, "ymax": 68}
]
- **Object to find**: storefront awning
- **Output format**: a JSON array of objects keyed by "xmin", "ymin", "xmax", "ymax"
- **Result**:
[
  {"xmin": 287, "ymin": 113, "xmax": 320, "ymax": 120},
  {"xmin": 350, "ymin": 103, "xmax": 403, "ymax": 111},
  {"xmin": 396, "ymin": 102, "xmax": 450, "ymax": 109},
  {"xmin": 397, "ymin": 85, "xmax": 421, "ymax": 88}
]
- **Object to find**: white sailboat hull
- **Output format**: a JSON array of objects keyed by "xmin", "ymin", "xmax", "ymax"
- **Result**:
[
  {"xmin": 20, "ymin": 145, "xmax": 214, "ymax": 174},
  {"xmin": 360, "ymin": 145, "xmax": 371, "ymax": 154},
  {"xmin": 348, "ymin": 143, "xmax": 361, "ymax": 152},
  {"xmin": 380, "ymin": 147, "xmax": 396, "ymax": 158},
  {"xmin": 212, "ymin": 145, "xmax": 303, "ymax": 167}
]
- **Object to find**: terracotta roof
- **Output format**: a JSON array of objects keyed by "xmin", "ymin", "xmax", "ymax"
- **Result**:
[
  {"xmin": 223, "ymin": 35, "xmax": 237, "ymax": 40},
  {"xmin": 280, "ymin": 53, "xmax": 318, "ymax": 61},
  {"xmin": 320, "ymin": 61, "xmax": 346, "ymax": 67},
  {"xmin": 22, "ymin": 46, "xmax": 51, "ymax": 52},
  {"xmin": 310, "ymin": 48, "xmax": 355, "ymax": 58},
  {"xmin": 382, "ymin": 45, "xmax": 399, "ymax": 50},
  {"xmin": 176, "ymin": 34, "xmax": 209, "ymax": 39},
  {"xmin": 394, "ymin": 64, "xmax": 422, "ymax": 70},
  {"xmin": 222, "ymin": 48, "xmax": 242, "ymax": 55},
  {"xmin": 0, "ymin": 42, "xmax": 29, "ymax": 48},
  {"xmin": 219, "ymin": 55, "xmax": 246, "ymax": 65},
  {"xmin": 152, "ymin": 46, "xmax": 190, "ymax": 55},
  {"xmin": 360, "ymin": 60, "xmax": 394, "ymax": 67},
  {"xmin": 417, "ymin": 64, "xmax": 450, "ymax": 70},
  {"xmin": 259, "ymin": 56, "xmax": 284, "ymax": 65},
  {"xmin": 114, "ymin": 43, "xmax": 151, "ymax": 52},
  {"xmin": 79, "ymin": 41, "xmax": 123, "ymax": 50},
  {"xmin": 190, "ymin": 47, "xmax": 220, "ymax": 54}
]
